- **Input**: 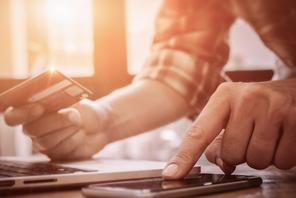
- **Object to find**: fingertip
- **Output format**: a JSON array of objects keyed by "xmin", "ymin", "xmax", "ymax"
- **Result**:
[
  {"xmin": 216, "ymin": 158, "xmax": 236, "ymax": 175},
  {"xmin": 4, "ymin": 104, "xmax": 45, "ymax": 126},
  {"xmin": 162, "ymin": 163, "xmax": 191, "ymax": 180},
  {"xmin": 223, "ymin": 163, "xmax": 236, "ymax": 175},
  {"xmin": 162, "ymin": 164, "xmax": 179, "ymax": 179},
  {"xmin": 4, "ymin": 106, "xmax": 16, "ymax": 126}
]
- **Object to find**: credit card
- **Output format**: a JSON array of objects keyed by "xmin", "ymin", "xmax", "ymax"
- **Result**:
[{"xmin": 0, "ymin": 69, "xmax": 93, "ymax": 112}]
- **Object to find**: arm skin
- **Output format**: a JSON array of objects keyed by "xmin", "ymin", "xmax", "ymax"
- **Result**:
[
  {"xmin": 4, "ymin": 79, "xmax": 190, "ymax": 160},
  {"xmin": 101, "ymin": 79, "xmax": 191, "ymax": 142}
]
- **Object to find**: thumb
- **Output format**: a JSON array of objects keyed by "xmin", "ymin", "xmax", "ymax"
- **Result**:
[
  {"xmin": 58, "ymin": 108, "xmax": 82, "ymax": 126},
  {"xmin": 205, "ymin": 130, "xmax": 236, "ymax": 174}
]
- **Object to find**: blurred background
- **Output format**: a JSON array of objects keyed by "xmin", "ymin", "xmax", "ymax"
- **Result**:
[{"xmin": 0, "ymin": 0, "xmax": 283, "ymax": 164}]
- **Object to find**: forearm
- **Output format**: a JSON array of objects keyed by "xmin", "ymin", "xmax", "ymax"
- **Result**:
[{"xmin": 98, "ymin": 79, "xmax": 190, "ymax": 142}]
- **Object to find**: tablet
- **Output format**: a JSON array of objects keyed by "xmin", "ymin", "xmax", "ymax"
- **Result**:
[{"xmin": 82, "ymin": 174, "xmax": 262, "ymax": 198}]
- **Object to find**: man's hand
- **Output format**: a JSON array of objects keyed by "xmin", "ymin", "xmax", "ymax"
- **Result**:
[
  {"xmin": 162, "ymin": 80, "xmax": 296, "ymax": 179},
  {"xmin": 4, "ymin": 99, "xmax": 113, "ymax": 161}
]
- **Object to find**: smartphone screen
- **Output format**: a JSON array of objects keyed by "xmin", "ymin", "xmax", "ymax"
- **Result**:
[{"xmin": 83, "ymin": 174, "xmax": 262, "ymax": 198}]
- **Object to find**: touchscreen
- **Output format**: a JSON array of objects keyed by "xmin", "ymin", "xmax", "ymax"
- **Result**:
[{"xmin": 96, "ymin": 174, "xmax": 253, "ymax": 193}]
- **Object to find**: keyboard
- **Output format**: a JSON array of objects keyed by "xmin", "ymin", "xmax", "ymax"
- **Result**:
[{"xmin": 0, "ymin": 160, "xmax": 96, "ymax": 178}]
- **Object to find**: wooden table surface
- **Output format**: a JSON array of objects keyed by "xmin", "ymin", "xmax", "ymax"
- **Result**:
[{"xmin": 2, "ymin": 164, "xmax": 296, "ymax": 198}]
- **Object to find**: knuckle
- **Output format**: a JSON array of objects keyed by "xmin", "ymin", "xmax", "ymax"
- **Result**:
[
  {"xmin": 235, "ymin": 100, "xmax": 253, "ymax": 116},
  {"xmin": 268, "ymin": 94, "xmax": 291, "ymax": 123},
  {"xmin": 212, "ymin": 82, "xmax": 241, "ymax": 104},
  {"xmin": 216, "ymin": 82, "xmax": 235, "ymax": 95},
  {"xmin": 186, "ymin": 124, "xmax": 204, "ymax": 140},
  {"xmin": 218, "ymin": 82, "xmax": 234, "ymax": 91},
  {"xmin": 240, "ymin": 83, "xmax": 263, "ymax": 102}
]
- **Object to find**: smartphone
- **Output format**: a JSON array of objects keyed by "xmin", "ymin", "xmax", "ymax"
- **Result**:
[
  {"xmin": 0, "ymin": 69, "xmax": 93, "ymax": 112},
  {"xmin": 82, "ymin": 174, "xmax": 262, "ymax": 198}
]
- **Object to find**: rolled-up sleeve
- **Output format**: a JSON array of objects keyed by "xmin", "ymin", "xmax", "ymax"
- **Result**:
[{"xmin": 134, "ymin": 0, "xmax": 235, "ymax": 114}]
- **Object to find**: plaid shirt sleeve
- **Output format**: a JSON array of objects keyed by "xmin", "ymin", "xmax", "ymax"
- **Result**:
[{"xmin": 134, "ymin": 0, "xmax": 235, "ymax": 115}]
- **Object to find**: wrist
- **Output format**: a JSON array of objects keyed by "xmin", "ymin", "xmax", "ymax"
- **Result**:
[{"xmin": 91, "ymin": 99, "xmax": 116, "ymax": 143}]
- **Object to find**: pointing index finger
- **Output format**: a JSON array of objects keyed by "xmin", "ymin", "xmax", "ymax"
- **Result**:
[{"xmin": 163, "ymin": 93, "xmax": 231, "ymax": 179}]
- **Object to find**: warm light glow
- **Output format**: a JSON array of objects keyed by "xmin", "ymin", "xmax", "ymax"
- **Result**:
[
  {"xmin": 49, "ymin": 67, "xmax": 56, "ymax": 73},
  {"xmin": 126, "ymin": 0, "xmax": 161, "ymax": 74},
  {"xmin": 40, "ymin": 0, "xmax": 94, "ymax": 77},
  {"xmin": 44, "ymin": 0, "xmax": 76, "ymax": 25}
]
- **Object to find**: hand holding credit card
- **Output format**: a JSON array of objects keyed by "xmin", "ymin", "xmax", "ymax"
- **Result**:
[{"xmin": 0, "ymin": 69, "xmax": 93, "ymax": 112}]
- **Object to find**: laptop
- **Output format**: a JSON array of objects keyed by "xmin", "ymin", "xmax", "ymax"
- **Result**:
[{"xmin": 0, "ymin": 155, "xmax": 200, "ymax": 192}]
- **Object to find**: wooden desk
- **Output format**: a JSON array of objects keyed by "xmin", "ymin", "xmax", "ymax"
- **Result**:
[
  {"xmin": 202, "ymin": 165, "xmax": 296, "ymax": 198},
  {"xmin": 2, "ymin": 164, "xmax": 296, "ymax": 198}
]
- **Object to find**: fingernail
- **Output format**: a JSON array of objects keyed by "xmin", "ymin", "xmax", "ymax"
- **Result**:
[
  {"xmin": 30, "ymin": 104, "xmax": 44, "ymax": 117},
  {"xmin": 5, "ymin": 106, "xmax": 13, "ymax": 114},
  {"xmin": 163, "ymin": 164, "xmax": 178, "ymax": 177}
]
